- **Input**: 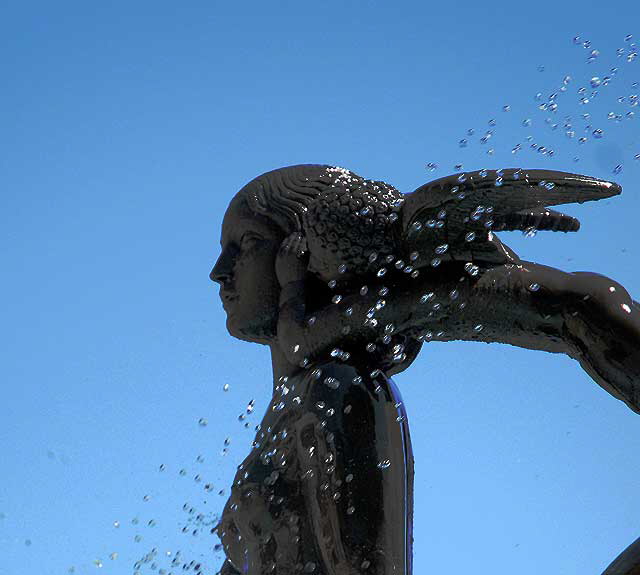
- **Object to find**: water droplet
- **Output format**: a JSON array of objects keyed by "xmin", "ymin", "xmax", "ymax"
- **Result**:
[
  {"xmin": 377, "ymin": 459, "xmax": 391, "ymax": 469},
  {"xmin": 426, "ymin": 162, "xmax": 438, "ymax": 171},
  {"xmin": 495, "ymin": 176, "xmax": 503, "ymax": 186},
  {"xmin": 338, "ymin": 264, "xmax": 347, "ymax": 274},
  {"xmin": 503, "ymin": 105, "xmax": 511, "ymax": 112},
  {"xmin": 420, "ymin": 292, "xmax": 435, "ymax": 303},
  {"xmin": 360, "ymin": 285, "xmax": 368, "ymax": 295},
  {"xmin": 459, "ymin": 139, "xmax": 468, "ymax": 148},
  {"xmin": 307, "ymin": 316, "xmax": 317, "ymax": 326},
  {"xmin": 223, "ymin": 383, "xmax": 229, "ymax": 392},
  {"xmin": 592, "ymin": 128, "xmax": 604, "ymax": 138},
  {"xmin": 528, "ymin": 283, "xmax": 540, "ymax": 292},
  {"xmin": 198, "ymin": 418, "xmax": 208, "ymax": 427},
  {"xmin": 347, "ymin": 506, "xmax": 355, "ymax": 515},
  {"xmin": 331, "ymin": 294, "xmax": 342, "ymax": 304},
  {"xmin": 431, "ymin": 258, "xmax": 441, "ymax": 267},
  {"xmin": 377, "ymin": 267, "xmax": 387, "ymax": 277},
  {"xmin": 590, "ymin": 77, "xmax": 601, "ymax": 88},
  {"xmin": 474, "ymin": 324, "xmax": 484, "ymax": 332},
  {"xmin": 328, "ymin": 279, "xmax": 337, "ymax": 289},
  {"xmin": 465, "ymin": 231, "xmax": 476, "ymax": 242},
  {"xmin": 522, "ymin": 118, "xmax": 532, "ymax": 127},
  {"xmin": 613, "ymin": 164, "xmax": 623, "ymax": 174},
  {"xmin": 435, "ymin": 244, "xmax": 449, "ymax": 255}
]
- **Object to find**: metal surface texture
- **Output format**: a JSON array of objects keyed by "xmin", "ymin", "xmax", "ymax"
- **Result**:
[{"xmin": 210, "ymin": 165, "xmax": 639, "ymax": 574}]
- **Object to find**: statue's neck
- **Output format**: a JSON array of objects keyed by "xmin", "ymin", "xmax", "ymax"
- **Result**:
[
  {"xmin": 269, "ymin": 342, "xmax": 392, "ymax": 397},
  {"xmin": 269, "ymin": 343, "xmax": 305, "ymax": 395}
]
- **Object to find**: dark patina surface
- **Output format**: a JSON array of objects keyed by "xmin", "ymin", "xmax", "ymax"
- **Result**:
[{"xmin": 210, "ymin": 165, "xmax": 639, "ymax": 574}]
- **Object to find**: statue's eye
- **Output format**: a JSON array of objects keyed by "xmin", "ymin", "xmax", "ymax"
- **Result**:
[{"xmin": 241, "ymin": 232, "xmax": 263, "ymax": 247}]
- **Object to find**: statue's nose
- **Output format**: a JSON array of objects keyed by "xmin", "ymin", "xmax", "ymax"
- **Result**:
[{"xmin": 210, "ymin": 250, "xmax": 233, "ymax": 284}]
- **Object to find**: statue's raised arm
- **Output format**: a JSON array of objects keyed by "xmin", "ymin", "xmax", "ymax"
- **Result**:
[{"xmin": 266, "ymin": 165, "xmax": 639, "ymax": 415}]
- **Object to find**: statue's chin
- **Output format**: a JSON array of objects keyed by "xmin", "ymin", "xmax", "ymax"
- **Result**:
[{"xmin": 226, "ymin": 315, "xmax": 275, "ymax": 345}]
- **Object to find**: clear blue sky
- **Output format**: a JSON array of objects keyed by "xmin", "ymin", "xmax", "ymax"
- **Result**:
[{"xmin": 1, "ymin": 1, "xmax": 639, "ymax": 574}]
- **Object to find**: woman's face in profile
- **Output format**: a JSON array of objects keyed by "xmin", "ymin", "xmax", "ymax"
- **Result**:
[{"xmin": 210, "ymin": 195, "xmax": 284, "ymax": 343}]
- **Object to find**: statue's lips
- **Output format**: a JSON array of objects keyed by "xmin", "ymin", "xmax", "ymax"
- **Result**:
[{"xmin": 220, "ymin": 290, "xmax": 239, "ymax": 310}]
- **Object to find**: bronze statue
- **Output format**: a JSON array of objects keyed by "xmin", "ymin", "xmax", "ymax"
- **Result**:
[{"xmin": 210, "ymin": 164, "xmax": 640, "ymax": 575}]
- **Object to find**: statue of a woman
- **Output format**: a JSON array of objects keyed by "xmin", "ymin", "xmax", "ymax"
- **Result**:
[{"xmin": 210, "ymin": 165, "xmax": 639, "ymax": 575}]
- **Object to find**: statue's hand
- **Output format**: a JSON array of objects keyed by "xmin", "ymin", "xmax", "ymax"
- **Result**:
[{"xmin": 276, "ymin": 232, "xmax": 309, "ymax": 287}]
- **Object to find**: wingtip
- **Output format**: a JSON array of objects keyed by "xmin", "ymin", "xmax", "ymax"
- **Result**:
[{"xmin": 604, "ymin": 179, "xmax": 623, "ymax": 196}]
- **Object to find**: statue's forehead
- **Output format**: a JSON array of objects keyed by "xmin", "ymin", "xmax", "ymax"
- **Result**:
[{"xmin": 220, "ymin": 194, "xmax": 279, "ymax": 244}]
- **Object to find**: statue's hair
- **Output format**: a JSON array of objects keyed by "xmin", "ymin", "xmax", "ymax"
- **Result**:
[
  {"xmin": 235, "ymin": 164, "xmax": 422, "ymax": 377},
  {"xmin": 238, "ymin": 164, "xmax": 353, "ymax": 234}
]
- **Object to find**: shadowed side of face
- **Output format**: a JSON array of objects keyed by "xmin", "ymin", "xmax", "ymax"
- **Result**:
[{"xmin": 210, "ymin": 194, "xmax": 285, "ymax": 343}]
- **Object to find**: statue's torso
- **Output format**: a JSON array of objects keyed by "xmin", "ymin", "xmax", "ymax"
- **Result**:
[{"xmin": 218, "ymin": 360, "xmax": 414, "ymax": 575}]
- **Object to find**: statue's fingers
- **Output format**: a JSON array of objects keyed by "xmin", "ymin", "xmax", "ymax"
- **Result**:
[
  {"xmin": 491, "ymin": 207, "xmax": 580, "ymax": 232},
  {"xmin": 403, "ymin": 169, "xmax": 621, "ymax": 233}
]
